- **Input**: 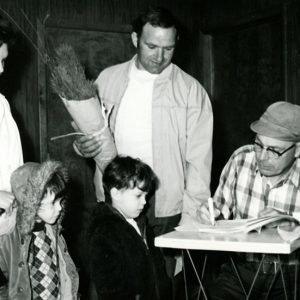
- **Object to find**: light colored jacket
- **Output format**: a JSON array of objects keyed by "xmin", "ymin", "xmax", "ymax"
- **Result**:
[{"xmin": 94, "ymin": 56, "xmax": 213, "ymax": 220}]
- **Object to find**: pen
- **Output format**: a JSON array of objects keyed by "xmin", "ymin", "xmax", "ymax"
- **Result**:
[{"xmin": 208, "ymin": 197, "xmax": 215, "ymax": 226}]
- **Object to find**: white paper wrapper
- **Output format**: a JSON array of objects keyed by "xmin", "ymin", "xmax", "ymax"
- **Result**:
[
  {"xmin": 60, "ymin": 95, "xmax": 117, "ymax": 172},
  {"xmin": 61, "ymin": 96, "xmax": 106, "ymax": 134}
]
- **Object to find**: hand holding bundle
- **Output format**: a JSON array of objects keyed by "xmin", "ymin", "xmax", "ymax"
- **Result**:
[{"xmin": 49, "ymin": 44, "xmax": 116, "ymax": 170}]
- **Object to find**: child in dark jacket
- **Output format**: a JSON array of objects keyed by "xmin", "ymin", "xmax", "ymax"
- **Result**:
[
  {"xmin": 87, "ymin": 156, "xmax": 171, "ymax": 300},
  {"xmin": 0, "ymin": 160, "xmax": 79, "ymax": 299}
]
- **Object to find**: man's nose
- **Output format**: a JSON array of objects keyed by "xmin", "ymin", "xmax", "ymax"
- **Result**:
[
  {"xmin": 155, "ymin": 49, "xmax": 164, "ymax": 62},
  {"xmin": 0, "ymin": 64, "xmax": 4, "ymax": 75},
  {"xmin": 259, "ymin": 148, "xmax": 269, "ymax": 160}
]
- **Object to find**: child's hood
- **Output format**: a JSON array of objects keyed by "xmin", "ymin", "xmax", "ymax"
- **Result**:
[{"xmin": 10, "ymin": 160, "xmax": 68, "ymax": 236}]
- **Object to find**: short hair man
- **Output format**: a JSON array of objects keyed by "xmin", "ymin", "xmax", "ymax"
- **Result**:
[
  {"xmin": 199, "ymin": 101, "xmax": 300, "ymax": 299},
  {"xmin": 75, "ymin": 6, "xmax": 213, "ymax": 279}
]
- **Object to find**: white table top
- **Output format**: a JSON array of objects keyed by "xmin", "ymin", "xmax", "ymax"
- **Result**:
[{"xmin": 155, "ymin": 229, "xmax": 300, "ymax": 254}]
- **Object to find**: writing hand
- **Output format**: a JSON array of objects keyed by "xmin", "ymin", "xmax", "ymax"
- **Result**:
[{"xmin": 197, "ymin": 202, "xmax": 220, "ymax": 225}]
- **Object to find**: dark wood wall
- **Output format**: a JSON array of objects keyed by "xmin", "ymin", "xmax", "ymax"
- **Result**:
[
  {"xmin": 201, "ymin": 0, "xmax": 300, "ymax": 190},
  {"xmin": 0, "ymin": 0, "xmax": 203, "ymax": 163}
]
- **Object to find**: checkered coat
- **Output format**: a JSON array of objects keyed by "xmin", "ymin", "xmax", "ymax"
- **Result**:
[{"xmin": 0, "ymin": 161, "xmax": 79, "ymax": 299}]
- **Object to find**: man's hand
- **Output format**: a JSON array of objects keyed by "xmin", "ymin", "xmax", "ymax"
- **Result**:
[
  {"xmin": 197, "ymin": 202, "xmax": 221, "ymax": 225},
  {"xmin": 0, "ymin": 191, "xmax": 15, "ymax": 215},
  {"xmin": 258, "ymin": 207, "xmax": 284, "ymax": 218},
  {"xmin": 259, "ymin": 207, "xmax": 294, "ymax": 228},
  {"xmin": 74, "ymin": 132, "xmax": 103, "ymax": 158}
]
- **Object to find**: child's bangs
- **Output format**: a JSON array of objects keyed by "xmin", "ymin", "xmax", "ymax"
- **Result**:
[
  {"xmin": 46, "ymin": 173, "xmax": 66, "ymax": 198},
  {"xmin": 129, "ymin": 169, "xmax": 157, "ymax": 193}
]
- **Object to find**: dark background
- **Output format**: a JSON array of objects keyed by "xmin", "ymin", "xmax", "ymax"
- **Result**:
[{"xmin": 1, "ymin": 0, "xmax": 300, "ymax": 297}]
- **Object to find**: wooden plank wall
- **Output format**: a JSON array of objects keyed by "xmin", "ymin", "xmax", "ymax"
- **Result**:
[{"xmin": 1, "ymin": 0, "xmax": 300, "ymax": 173}]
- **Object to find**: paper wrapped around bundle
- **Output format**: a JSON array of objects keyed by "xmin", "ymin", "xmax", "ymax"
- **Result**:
[
  {"xmin": 61, "ymin": 95, "xmax": 117, "ymax": 172},
  {"xmin": 61, "ymin": 96, "xmax": 105, "ymax": 134}
]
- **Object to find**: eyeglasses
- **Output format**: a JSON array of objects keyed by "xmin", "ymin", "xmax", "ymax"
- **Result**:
[
  {"xmin": 0, "ymin": 208, "xmax": 5, "ymax": 216},
  {"xmin": 253, "ymin": 141, "xmax": 296, "ymax": 159}
]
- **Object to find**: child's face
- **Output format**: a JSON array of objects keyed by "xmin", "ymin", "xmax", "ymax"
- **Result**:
[
  {"xmin": 37, "ymin": 188, "xmax": 63, "ymax": 224},
  {"xmin": 113, "ymin": 186, "xmax": 147, "ymax": 219}
]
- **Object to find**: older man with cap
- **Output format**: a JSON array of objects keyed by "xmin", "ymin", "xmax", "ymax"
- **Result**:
[{"xmin": 198, "ymin": 101, "xmax": 300, "ymax": 299}]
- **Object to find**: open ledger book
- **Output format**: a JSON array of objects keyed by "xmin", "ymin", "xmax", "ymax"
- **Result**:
[{"xmin": 175, "ymin": 215, "xmax": 300, "ymax": 234}]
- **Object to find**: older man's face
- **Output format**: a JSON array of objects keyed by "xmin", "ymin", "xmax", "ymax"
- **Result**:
[
  {"xmin": 254, "ymin": 135, "xmax": 297, "ymax": 178},
  {"xmin": 132, "ymin": 23, "xmax": 177, "ymax": 74}
]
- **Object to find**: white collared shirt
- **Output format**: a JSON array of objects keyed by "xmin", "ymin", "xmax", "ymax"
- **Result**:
[
  {"xmin": 0, "ymin": 93, "xmax": 23, "ymax": 191},
  {"xmin": 126, "ymin": 218, "xmax": 142, "ymax": 236}
]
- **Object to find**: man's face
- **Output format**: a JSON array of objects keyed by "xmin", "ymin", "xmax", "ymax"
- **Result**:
[
  {"xmin": 132, "ymin": 23, "xmax": 177, "ymax": 74},
  {"xmin": 254, "ymin": 135, "xmax": 297, "ymax": 178},
  {"xmin": 0, "ymin": 43, "xmax": 8, "ymax": 75}
]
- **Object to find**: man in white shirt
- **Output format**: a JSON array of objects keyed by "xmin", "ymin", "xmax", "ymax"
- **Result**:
[{"xmin": 75, "ymin": 6, "xmax": 213, "ymax": 281}]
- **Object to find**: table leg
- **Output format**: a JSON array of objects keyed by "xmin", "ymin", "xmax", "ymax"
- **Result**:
[
  {"xmin": 229, "ymin": 256, "xmax": 248, "ymax": 298},
  {"xmin": 294, "ymin": 263, "xmax": 298, "ymax": 300},
  {"xmin": 182, "ymin": 250, "xmax": 189, "ymax": 300},
  {"xmin": 230, "ymin": 254, "xmax": 293, "ymax": 300},
  {"xmin": 185, "ymin": 250, "xmax": 208, "ymax": 300},
  {"xmin": 196, "ymin": 255, "xmax": 208, "ymax": 300},
  {"xmin": 277, "ymin": 256, "xmax": 288, "ymax": 300},
  {"xmin": 247, "ymin": 254, "xmax": 267, "ymax": 298}
]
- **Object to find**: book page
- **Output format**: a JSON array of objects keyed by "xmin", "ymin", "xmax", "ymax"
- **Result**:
[
  {"xmin": 175, "ymin": 215, "xmax": 299, "ymax": 234},
  {"xmin": 175, "ymin": 219, "xmax": 248, "ymax": 234}
]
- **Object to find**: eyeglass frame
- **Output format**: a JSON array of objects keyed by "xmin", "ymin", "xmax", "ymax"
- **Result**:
[{"xmin": 253, "ymin": 141, "xmax": 296, "ymax": 159}]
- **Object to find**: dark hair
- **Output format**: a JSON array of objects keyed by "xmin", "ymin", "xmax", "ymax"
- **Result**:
[
  {"xmin": 44, "ymin": 172, "xmax": 67, "ymax": 200},
  {"xmin": 132, "ymin": 6, "xmax": 179, "ymax": 39},
  {"xmin": 103, "ymin": 156, "xmax": 159, "ymax": 204},
  {"xmin": 0, "ymin": 16, "xmax": 16, "ymax": 48}
]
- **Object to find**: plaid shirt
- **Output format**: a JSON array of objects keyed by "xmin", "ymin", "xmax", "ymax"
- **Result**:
[
  {"xmin": 214, "ymin": 145, "xmax": 300, "ymax": 219},
  {"xmin": 214, "ymin": 145, "xmax": 300, "ymax": 264}
]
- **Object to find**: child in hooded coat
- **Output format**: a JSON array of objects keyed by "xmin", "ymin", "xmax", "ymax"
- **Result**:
[{"xmin": 0, "ymin": 160, "xmax": 79, "ymax": 299}]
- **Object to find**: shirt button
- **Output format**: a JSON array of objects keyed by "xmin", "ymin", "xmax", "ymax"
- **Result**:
[
  {"xmin": 18, "ymin": 261, "xmax": 24, "ymax": 268},
  {"xmin": 17, "ymin": 287, "xmax": 23, "ymax": 293}
]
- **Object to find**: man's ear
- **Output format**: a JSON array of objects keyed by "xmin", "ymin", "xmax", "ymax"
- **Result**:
[
  {"xmin": 110, "ymin": 187, "xmax": 121, "ymax": 202},
  {"xmin": 131, "ymin": 32, "xmax": 138, "ymax": 48}
]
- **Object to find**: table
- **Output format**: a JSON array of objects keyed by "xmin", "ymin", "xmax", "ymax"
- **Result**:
[{"xmin": 155, "ymin": 229, "xmax": 300, "ymax": 300}]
